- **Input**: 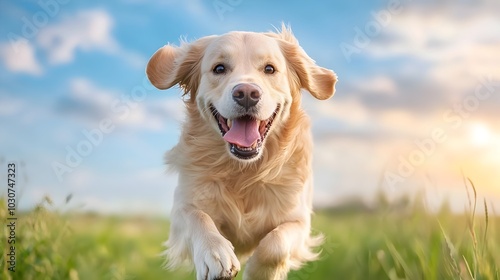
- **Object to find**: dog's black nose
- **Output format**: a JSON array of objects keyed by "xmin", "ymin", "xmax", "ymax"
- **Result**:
[{"xmin": 232, "ymin": 83, "xmax": 262, "ymax": 110}]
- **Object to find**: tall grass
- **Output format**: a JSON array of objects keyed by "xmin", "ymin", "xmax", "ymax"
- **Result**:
[
  {"xmin": 1, "ymin": 184, "xmax": 499, "ymax": 279},
  {"xmin": 1, "ymin": 196, "xmax": 86, "ymax": 280}
]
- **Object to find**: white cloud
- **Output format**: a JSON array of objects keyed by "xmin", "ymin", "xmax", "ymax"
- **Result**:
[
  {"xmin": 366, "ymin": 6, "xmax": 500, "ymax": 91},
  {"xmin": 353, "ymin": 75, "xmax": 398, "ymax": 96},
  {"xmin": 53, "ymin": 77, "xmax": 118, "ymax": 124},
  {"xmin": 0, "ymin": 8, "xmax": 145, "ymax": 74},
  {"xmin": 70, "ymin": 77, "xmax": 117, "ymax": 106},
  {"xmin": 37, "ymin": 9, "xmax": 118, "ymax": 64},
  {"xmin": 304, "ymin": 96, "xmax": 370, "ymax": 127},
  {"xmin": 112, "ymin": 96, "xmax": 185, "ymax": 131},
  {"xmin": 114, "ymin": 104, "xmax": 164, "ymax": 131},
  {"xmin": 59, "ymin": 77, "xmax": 184, "ymax": 132},
  {"xmin": 0, "ymin": 39, "xmax": 42, "ymax": 75},
  {"xmin": 367, "ymin": 13, "xmax": 498, "ymax": 60}
]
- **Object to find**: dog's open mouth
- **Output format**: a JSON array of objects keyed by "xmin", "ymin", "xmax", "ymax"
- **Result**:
[{"xmin": 210, "ymin": 105, "xmax": 280, "ymax": 160}]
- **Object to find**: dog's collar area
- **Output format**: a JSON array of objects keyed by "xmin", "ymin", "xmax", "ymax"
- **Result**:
[{"xmin": 210, "ymin": 104, "xmax": 280, "ymax": 160}]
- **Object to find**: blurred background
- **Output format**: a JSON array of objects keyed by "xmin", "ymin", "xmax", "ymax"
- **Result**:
[{"xmin": 1, "ymin": 0, "xmax": 499, "ymax": 215}]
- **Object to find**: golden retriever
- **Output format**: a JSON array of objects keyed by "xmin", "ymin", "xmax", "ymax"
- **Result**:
[{"xmin": 146, "ymin": 25, "xmax": 337, "ymax": 280}]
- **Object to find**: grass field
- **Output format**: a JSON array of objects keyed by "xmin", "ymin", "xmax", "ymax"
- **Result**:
[{"xmin": 1, "ymin": 193, "xmax": 499, "ymax": 280}]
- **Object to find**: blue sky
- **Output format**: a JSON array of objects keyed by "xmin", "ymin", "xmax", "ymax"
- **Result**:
[{"xmin": 1, "ymin": 0, "xmax": 499, "ymax": 215}]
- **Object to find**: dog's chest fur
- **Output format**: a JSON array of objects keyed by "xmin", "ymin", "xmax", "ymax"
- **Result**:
[{"xmin": 193, "ymin": 164, "xmax": 308, "ymax": 256}]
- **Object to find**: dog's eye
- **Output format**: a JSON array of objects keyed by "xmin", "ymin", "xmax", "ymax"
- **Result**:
[
  {"xmin": 264, "ymin": 64, "xmax": 275, "ymax": 74},
  {"xmin": 213, "ymin": 64, "xmax": 226, "ymax": 74}
]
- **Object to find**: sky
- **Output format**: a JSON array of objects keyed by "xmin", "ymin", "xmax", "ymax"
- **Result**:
[{"xmin": 0, "ymin": 0, "xmax": 499, "ymax": 215}]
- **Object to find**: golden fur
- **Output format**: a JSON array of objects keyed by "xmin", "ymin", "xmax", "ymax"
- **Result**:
[{"xmin": 146, "ymin": 25, "xmax": 337, "ymax": 280}]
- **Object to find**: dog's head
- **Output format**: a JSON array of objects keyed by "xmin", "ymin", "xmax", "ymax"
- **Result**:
[{"xmin": 147, "ymin": 26, "xmax": 337, "ymax": 162}]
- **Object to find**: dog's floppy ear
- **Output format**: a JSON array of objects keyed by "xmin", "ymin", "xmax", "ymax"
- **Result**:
[
  {"xmin": 291, "ymin": 54, "xmax": 337, "ymax": 100},
  {"xmin": 146, "ymin": 36, "xmax": 215, "ymax": 94},
  {"xmin": 272, "ymin": 26, "xmax": 337, "ymax": 100},
  {"xmin": 146, "ymin": 44, "xmax": 184, "ymax": 90}
]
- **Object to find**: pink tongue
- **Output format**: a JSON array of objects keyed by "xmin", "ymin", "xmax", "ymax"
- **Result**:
[{"xmin": 223, "ymin": 118, "xmax": 260, "ymax": 147}]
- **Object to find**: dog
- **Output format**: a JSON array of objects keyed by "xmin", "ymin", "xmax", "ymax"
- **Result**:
[{"xmin": 146, "ymin": 25, "xmax": 337, "ymax": 280}]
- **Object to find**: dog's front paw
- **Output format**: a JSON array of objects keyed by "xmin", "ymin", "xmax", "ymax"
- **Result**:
[{"xmin": 194, "ymin": 233, "xmax": 240, "ymax": 280}]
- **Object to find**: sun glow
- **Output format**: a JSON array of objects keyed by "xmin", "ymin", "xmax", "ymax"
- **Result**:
[{"xmin": 470, "ymin": 123, "xmax": 492, "ymax": 147}]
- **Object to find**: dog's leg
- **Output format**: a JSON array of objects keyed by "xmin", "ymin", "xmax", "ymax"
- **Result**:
[
  {"xmin": 243, "ymin": 221, "xmax": 315, "ymax": 280},
  {"xmin": 167, "ymin": 206, "xmax": 240, "ymax": 280}
]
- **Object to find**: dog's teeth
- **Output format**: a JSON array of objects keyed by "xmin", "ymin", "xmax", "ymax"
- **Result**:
[
  {"xmin": 227, "ymin": 119, "xmax": 232, "ymax": 128},
  {"xmin": 251, "ymin": 142, "xmax": 257, "ymax": 149}
]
